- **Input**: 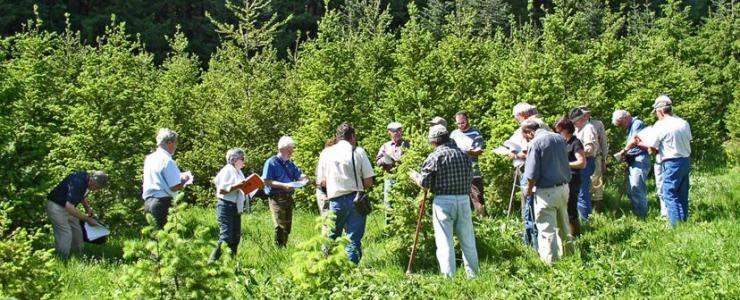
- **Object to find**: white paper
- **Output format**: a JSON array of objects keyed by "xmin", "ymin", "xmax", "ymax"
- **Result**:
[
  {"xmin": 452, "ymin": 133, "xmax": 474, "ymax": 152},
  {"xmin": 382, "ymin": 152, "xmax": 394, "ymax": 165},
  {"xmin": 513, "ymin": 159, "xmax": 524, "ymax": 168},
  {"xmin": 248, "ymin": 189, "xmax": 259, "ymax": 198},
  {"xmin": 493, "ymin": 146, "xmax": 512, "ymax": 156},
  {"xmin": 409, "ymin": 169, "xmax": 422, "ymax": 185},
  {"xmin": 85, "ymin": 221, "xmax": 110, "ymax": 240},
  {"xmin": 503, "ymin": 140, "xmax": 522, "ymax": 153},
  {"xmin": 287, "ymin": 178, "xmax": 309, "ymax": 188},
  {"xmin": 182, "ymin": 171, "xmax": 194, "ymax": 186}
]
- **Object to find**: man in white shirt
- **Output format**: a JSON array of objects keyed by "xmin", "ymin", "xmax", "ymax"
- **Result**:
[
  {"xmin": 582, "ymin": 108, "xmax": 609, "ymax": 213},
  {"xmin": 316, "ymin": 122, "xmax": 375, "ymax": 264},
  {"xmin": 627, "ymin": 96, "xmax": 692, "ymax": 227},
  {"xmin": 141, "ymin": 128, "xmax": 190, "ymax": 229},
  {"xmin": 569, "ymin": 107, "xmax": 599, "ymax": 223}
]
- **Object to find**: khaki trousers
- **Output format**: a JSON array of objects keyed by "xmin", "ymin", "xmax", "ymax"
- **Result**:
[
  {"xmin": 533, "ymin": 184, "xmax": 573, "ymax": 264},
  {"xmin": 46, "ymin": 201, "xmax": 83, "ymax": 258},
  {"xmin": 591, "ymin": 158, "xmax": 605, "ymax": 202}
]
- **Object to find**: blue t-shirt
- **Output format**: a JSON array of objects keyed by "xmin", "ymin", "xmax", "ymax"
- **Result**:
[
  {"xmin": 627, "ymin": 118, "xmax": 649, "ymax": 157},
  {"xmin": 262, "ymin": 155, "xmax": 302, "ymax": 196},
  {"xmin": 48, "ymin": 171, "xmax": 89, "ymax": 207},
  {"xmin": 524, "ymin": 130, "xmax": 571, "ymax": 188}
]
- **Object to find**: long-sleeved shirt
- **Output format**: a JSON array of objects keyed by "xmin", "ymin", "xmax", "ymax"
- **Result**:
[
  {"xmin": 420, "ymin": 140, "xmax": 473, "ymax": 195},
  {"xmin": 375, "ymin": 139, "xmax": 410, "ymax": 172}
]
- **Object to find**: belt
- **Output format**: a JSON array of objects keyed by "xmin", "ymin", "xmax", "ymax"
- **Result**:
[
  {"xmin": 270, "ymin": 193, "xmax": 293, "ymax": 200},
  {"xmin": 538, "ymin": 182, "xmax": 568, "ymax": 189},
  {"xmin": 145, "ymin": 196, "xmax": 172, "ymax": 201}
]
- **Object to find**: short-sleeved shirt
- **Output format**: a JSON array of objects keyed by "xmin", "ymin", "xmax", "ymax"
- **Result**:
[
  {"xmin": 565, "ymin": 136, "xmax": 584, "ymax": 177},
  {"xmin": 376, "ymin": 139, "xmax": 410, "ymax": 172},
  {"xmin": 648, "ymin": 115, "xmax": 692, "ymax": 161},
  {"xmin": 524, "ymin": 129, "xmax": 571, "ymax": 188},
  {"xmin": 505, "ymin": 115, "xmax": 551, "ymax": 155},
  {"xmin": 575, "ymin": 122, "xmax": 599, "ymax": 158},
  {"xmin": 591, "ymin": 119, "xmax": 609, "ymax": 158},
  {"xmin": 142, "ymin": 147, "xmax": 182, "ymax": 199},
  {"xmin": 262, "ymin": 154, "xmax": 303, "ymax": 196},
  {"xmin": 48, "ymin": 171, "xmax": 89, "ymax": 207},
  {"xmin": 214, "ymin": 164, "xmax": 247, "ymax": 212},
  {"xmin": 420, "ymin": 140, "xmax": 473, "ymax": 195},
  {"xmin": 626, "ymin": 117, "xmax": 649, "ymax": 157},
  {"xmin": 450, "ymin": 127, "xmax": 485, "ymax": 177},
  {"xmin": 316, "ymin": 140, "xmax": 375, "ymax": 199}
]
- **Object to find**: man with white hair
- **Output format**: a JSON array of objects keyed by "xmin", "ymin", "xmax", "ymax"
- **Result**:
[
  {"xmin": 626, "ymin": 96, "xmax": 692, "ymax": 227},
  {"xmin": 581, "ymin": 107, "xmax": 609, "ymax": 213},
  {"xmin": 412, "ymin": 124, "xmax": 479, "ymax": 278},
  {"xmin": 262, "ymin": 136, "xmax": 307, "ymax": 247},
  {"xmin": 47, "ymin": 170, "xmax": 108, "ymax": 258},
  {"xmin": 142, "ymin": 128, "xmax": 190, "ymax": 229},
  {"xmin": 568, "ymin": 107, "xmax": 598, "ymax": 223},
  {"xmin": 505, "ymin": 102, "xmax": 550, "ymax": 212},
  {"xmin": 612, "ymin": 109, "xmax": 651, "ymax": 217},
  {"xmin": 521, "ymin": 119, "xmax": 573, "ymax": 264},
  {"xmin": 376, "ymin": 122, "xmax": 410, "ymax": 221}
]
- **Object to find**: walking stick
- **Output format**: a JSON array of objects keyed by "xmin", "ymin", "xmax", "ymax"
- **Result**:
[
  {"xmin": 406, "ymin": 189, "xmax": 429, "ymax": 275},
  {"xmin": 507, "ymin": 165, "xmax": 521, "ymax": 217}
]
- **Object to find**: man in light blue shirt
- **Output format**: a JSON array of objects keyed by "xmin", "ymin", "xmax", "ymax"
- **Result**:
[
  {"xmin": 613, "ymin": 110, "xmax": 651, "ymax": 217},
  {"xmin": 142, "ymin": 128, "xmax": 189, "ymax": 229}
]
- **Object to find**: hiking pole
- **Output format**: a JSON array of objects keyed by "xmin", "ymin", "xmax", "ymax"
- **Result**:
[
  {"xmin": 507, "ymin": 165, "xmax": 521, "ymax": 217},
  {"xmin": 406, "ymin": 189, "xmax": 429, "ymax": 275}
]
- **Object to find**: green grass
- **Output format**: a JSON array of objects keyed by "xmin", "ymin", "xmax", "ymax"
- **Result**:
[{"xmin": 53, "ymin": 166, "xmax": 740, "ymax": 298}]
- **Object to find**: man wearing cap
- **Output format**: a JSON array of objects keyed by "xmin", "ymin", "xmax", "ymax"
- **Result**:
[
  {"xmin": 142, "ymin": 128, "xmax": 190, "ymax": 229},
  {"xmin": 569, "ymin": 107, "xmax": 598, "ymax": 223},
  {"xmin": 429, "ymin": 116, "xmax": 448, "ymax": 128},
  {"xmin": 612, "ymin": 110, "xmax": 651, "ymax": 217},
  {"xmin": 316, "ymin": 123, "xmax": 375, "ymax": 264},
  {"xmin": 376, "ymin": 122, "xmax": 410, "ymax": 219},
  {"xmin": 505, "ymin": 102, "xmax": 550, "ymax": 212},
  {"xmin": 412, "ymin": 124, "xmax": 479, "ymax": 278},
  {"xmin": 627, "ymin": 96, "xmax": 692, "ymax": 227},
  {"xmin": 521, "ymin": 119, "xmax": 573, "ymax": 264},
  {"xmin": 47, "ymin": 170, "xmax": 108, "ymax": 258},
  {"xmin": 582, "ymin": 108, "xmax": 609, "ymax": 213},
  {"xmin": 450, "ymin": 111, "xmax": 487, "ymax": 217},
  {"xmin": 262, "ymin": 135, "xmax": 308, "ymax": 247}
]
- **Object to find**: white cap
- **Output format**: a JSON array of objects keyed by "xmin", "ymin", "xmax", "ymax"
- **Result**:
[
  {"xmin": 653, "ymin": 95, "xmax": 672, "ymax": 111},
  {"xmin": 428, "ymin": 124, "xmax": 449, "ymax": 140},
  {"xmin": 387, "ymin": 122, "xmax": 403, "ymax": 131},
  {"xmin": 278, "ymin": 136, "xmax": 295, "ymax": 150}
]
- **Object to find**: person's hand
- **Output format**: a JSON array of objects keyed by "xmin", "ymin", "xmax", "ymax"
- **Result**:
[
  {"xmin": 617, "ymin": 150, "xmax": 626, "ymax": 161},
  {"xmin": 526, "ymin": 186, "xmax": 534, "ymax": 196},
  {"xmin": 85, "ymin": 216, "xmax": 98, "ymax": 226},
  {"xmin": 507, "ymin": 152, "xmax": 517, "ymax": 160},
  {"xmin": 86, "ymin": 208, "xmax": 95, "ymax": 218},
  {"xmin": 180, "ymin": 174, "xmax": 191, "ymax": 184}
]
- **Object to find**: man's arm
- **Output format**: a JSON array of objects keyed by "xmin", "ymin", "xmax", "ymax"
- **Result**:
[
  {"xmin": 65, "ymin": 202, "xmax": 97, "ymax": 226},
  {"xmin": 81, "ymin": 198, "xmax": 94, "ymax": 217}
]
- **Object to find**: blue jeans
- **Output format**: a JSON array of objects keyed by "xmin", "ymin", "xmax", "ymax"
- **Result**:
[
  {"xmin": 328, "ymin": 192, "xmax": 366, "ymax": 264},
  {"xmin": 662, "ymin": 158, "xmax": 690, "ymax": 227},
  {"xmin": 627, "ymin": 154, "xmax": 651, "ymax": 218},
  {"xmin": 432, "ymin": 195, "xmax": 479, "ymax": 278},
  {"xmin": 577, "ymin": 157, "xmax": 596, "ymax": 222},
  {"xmin": 210, "ymin": 199, "xmax": 241, "ymax": 261}
]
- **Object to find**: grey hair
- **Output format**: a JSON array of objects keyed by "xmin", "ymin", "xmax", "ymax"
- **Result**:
[
  {"xmin": 225, "ymin": 148, "xmax": 245, "ymax": 165},
  {"xmin": 156, "ymin": 128, "xmax": 178, "ymax": 148},
  {"xmin": 520, "ymin": 119, "xmax": 541, "ymax": 132},
  {"xmin": 89, "ymin": 171, "xmax": 109, "ymax": 188},
  {"xmin": 513, "ymin": 102, "xmax": 538, "ymax": 117},
  {"xmin": 611, "ymin": 110, "xmax": 631, "ymax": 126}
]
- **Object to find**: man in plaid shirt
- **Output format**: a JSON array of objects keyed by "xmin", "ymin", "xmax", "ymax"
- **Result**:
[{"xmin": 414, "ymin": 124, "xmax": 479, "ymax": 278}]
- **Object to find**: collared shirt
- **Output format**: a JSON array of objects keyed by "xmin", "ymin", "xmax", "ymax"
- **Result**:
[
  {"xmin": 648, "ymin": 115, "xmax": 692, "ymax": 160},
  {"xmin": 626, "ymin": 117, "xmax": 649, "ymax": 157},
  {"xmin": 262, "ymin": 154, "xmax": 304, "ymax": 196},
  {"xmin": 214, "ymin": 164, "xmax": 247, "ymax": 212},
  {"xmin": 575, "ymin": 121, "xmax": 599, "ymax": 158},
  {"xmin": 524, "ymin": 129, "xmax": 571, "ymax": 188},
  {"xmin": 376, "ymin": 139, "xmax": 410, "ymax": 171},
  {"xmin": 48, "ymin": 171, "xmax": 89, "ymax": 207},
  {"xmin": 142, "ymin": 147, "xmax": 182, "ymax": 199},
  {"xmin": 505, "ymin": 115, "xmax": 552, "ymax": 155},
  {"xmin": 591, "ymin": 118, "xmax": 609, "ymax": 158},
  {"xmin": 316, "ymin": 140, "xmax": 375, "ymax": 199},
  {"xmin": 420, "ymin": 140, "xmax": 473, "ymax": 195},
  {"xmin": 450, "ymin": 127, "xmax": 485, "ymax": 177}
]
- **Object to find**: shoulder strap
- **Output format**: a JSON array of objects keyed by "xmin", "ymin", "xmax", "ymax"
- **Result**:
[
  {"xmin": 351, "ymin": 148, "xmax": 364, "ymax": 190},
  {"xmin": 275, "ymin": 156, "xmax": 297, "ymax": 181}
]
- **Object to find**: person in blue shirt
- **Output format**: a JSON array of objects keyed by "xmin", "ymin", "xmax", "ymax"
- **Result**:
[
  {"xmin": 262, "ymin": 136, "xmax": 307, "ymax": 247},
  {"xmin": 47, "ymin": 170, "xmax": 108, "ymax": 258},
  {"xmin": 613, "ymin": 110, "xmax": 652, "ymax": 218}
]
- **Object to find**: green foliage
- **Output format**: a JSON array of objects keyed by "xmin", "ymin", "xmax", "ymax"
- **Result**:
[
  {"xmin": 0, "ymin": 202, "xmax": 58, "ymax": 300},
  {"xmin": 115, "ymin": 193, "xmax": 243, "ymax": 299}
]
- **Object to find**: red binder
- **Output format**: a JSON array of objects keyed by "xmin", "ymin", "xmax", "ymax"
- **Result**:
[{"xmin": 239, "ymin": 173, "xmax": 264, "ymax": 195}]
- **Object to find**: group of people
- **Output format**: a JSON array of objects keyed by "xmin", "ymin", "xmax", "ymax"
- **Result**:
[{"xmin": 45, "ymin": 95, "xmax": 692, "ymax": 278}]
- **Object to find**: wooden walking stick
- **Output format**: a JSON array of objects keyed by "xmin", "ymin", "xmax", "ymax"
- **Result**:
[{"xmin": 406, "ymin": 189, "xmax": 429, "ymax": 275}]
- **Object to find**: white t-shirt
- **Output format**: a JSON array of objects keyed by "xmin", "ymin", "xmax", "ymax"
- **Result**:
[
  {"xmin": 214, "ymin": 164, "xmax": 247, "ymax": 213},
  {"xmin": 316, "ymin": 140, "xmax": 375, "ymax": 199},
  {"xmin": 505, "ymin": 116, "xmax": 551, "ymax": 154},
  {"xmin": 576, "ymin": 122, "xmax": 599, "ymax": 158},
  {"xmin": 648, "ymin": 115, "xmax": 692, "ymax": 161}
]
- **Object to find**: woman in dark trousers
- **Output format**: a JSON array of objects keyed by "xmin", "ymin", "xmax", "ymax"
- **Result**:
[
  {"xmin": 209, "ymin": 148, "xmax": 249, "ymax": 262},
  {"xmin": 554, "ymin": 117, "xmax": 586, "ymax": 238}
]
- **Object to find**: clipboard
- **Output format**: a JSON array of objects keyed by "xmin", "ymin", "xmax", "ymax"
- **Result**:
[{"xmin": 239, "ymin": 173, "xmax": 265, "ymax": 195}]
